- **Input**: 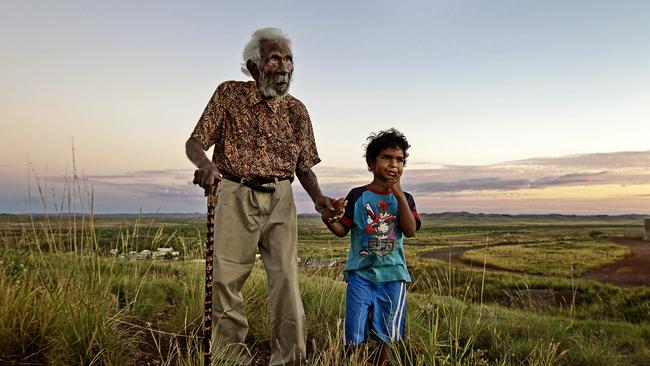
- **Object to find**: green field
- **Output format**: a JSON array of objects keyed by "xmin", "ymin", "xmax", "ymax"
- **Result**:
[
  {"xmin": 1, "ymin": 212, "xmax": 649, "ymax": 365},
  {"xmin": 460, "ymin": 241, "xmax": 630, "ymax": 277}
]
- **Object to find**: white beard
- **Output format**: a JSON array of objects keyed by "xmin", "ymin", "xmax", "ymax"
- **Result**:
[{"xmin": 259, "ymin": 70, "xmax": 291, "ymax": 97}]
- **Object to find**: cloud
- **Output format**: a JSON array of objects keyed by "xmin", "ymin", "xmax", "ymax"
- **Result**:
[
  {"xmin": 86, "ymin": 169, "xmax": 191, "ymax": 181},
  {"xmin": 4, "ymin": 149, "xmax": 650, "ymax": 214},
  {"xmin": 2, "ymin": 169, "xmax": 205, "ymax": 213},
  {"xmin": 529, "ymin": 171, "xmax": 608, "ymax": 187},
  {"xmin": 312, "ymin": 150, "xmax": 650, "ymax": 198},
  {"xmin": 85, "ymin": 169, "xmax": 200, "ymax": 201},
  {"xmin": 502, "ymin": 150, "xmax": 650, "ymax": 170},
  {"xmin": 405, "ymin": 178, "xmax": 530, "ymax": 193}
]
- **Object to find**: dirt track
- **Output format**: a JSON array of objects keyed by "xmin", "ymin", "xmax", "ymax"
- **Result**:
[
  {"xmin": 420, "ymin": 238, "xmax": 650, "ymax": 287},
  {"xmin": 583, "ymin": 238, "xmax": 650, "ymax": 286}
]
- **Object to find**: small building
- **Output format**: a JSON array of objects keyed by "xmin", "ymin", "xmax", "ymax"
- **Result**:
[
  {"xmin": 153, "ymin": 247, "xmax": 180, "ymax": 260},
  {"xmin": 135, "ymin": 250, "xmax": 152, "ymax": 260}
]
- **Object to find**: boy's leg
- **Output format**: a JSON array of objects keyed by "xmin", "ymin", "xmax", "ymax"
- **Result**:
[
  {"xmin": 376, "ymin": 343, "xmax": 391, "ymax": 366},
  {"xmin": 344, "ymin": 272, "xmax": 373, "ymax": 346},
  {"xmin": 212, "ymin": 180, "xmax": 261, "ymax": 365},
  {"xmin": 368, "ymin": 280, "xmax": 406, "ymax": 366},
  {"xmin": 370, "ymin": 280, "xmax": 407, "ymax": 343},
  {"xmin": 258, "ymin": 180, "xmax": 307, "ymax": 365}
]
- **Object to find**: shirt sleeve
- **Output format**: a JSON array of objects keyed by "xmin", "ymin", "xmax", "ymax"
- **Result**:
[
  {"xmin": 405, "ymin": 192, "xmax": 421, "ymax": 231},
  {"xmin": 294, "ymin": 103, "xmax": 321, "ymax": 172},
  {"xmin": 340, "ymin": 188, "xmax": 360, "ymax": 230},
  {"xmin": 190, "ymin": 86, "xmax": 223, "ymax": 151}
]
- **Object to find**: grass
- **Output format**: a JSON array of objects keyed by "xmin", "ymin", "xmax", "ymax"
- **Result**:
[
  {"xmin": 2, "ymin": 250, "xmax": 648, "ymax": 365},
  {"xmin": 1, "ymin": 166, "xmax": 648, "ymax": 364},
  {"xmin": 460, "ymin": 240, "xmax": 630, "ymax": 277}
]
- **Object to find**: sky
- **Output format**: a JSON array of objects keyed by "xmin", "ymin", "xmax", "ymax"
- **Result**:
[{"xmin": 1, "ymin": 0, "xmax": 649, "ymax": 214}]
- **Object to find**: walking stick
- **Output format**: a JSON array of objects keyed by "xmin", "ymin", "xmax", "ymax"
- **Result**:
[{"xmin": 195, "ymin": 173, "xmax": 217, "ymax": 366}]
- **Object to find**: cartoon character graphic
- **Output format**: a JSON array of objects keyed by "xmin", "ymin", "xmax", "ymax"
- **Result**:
[
  {"xmin": 360, "ymin": 201, "xmax": 397, "ymax": 257},
  {"xmin": 364, "ymin": 201, "xmax": 395, "ymax": 236}
]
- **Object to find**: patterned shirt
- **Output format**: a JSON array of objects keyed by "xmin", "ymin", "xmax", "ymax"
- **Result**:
[
  {"xmin": 190, "ymin": 80, "xmax": 321, "ymax": 178},
  {"xmin": 340, "ymin": 185, "xmax": 421, "ymax": 283}
]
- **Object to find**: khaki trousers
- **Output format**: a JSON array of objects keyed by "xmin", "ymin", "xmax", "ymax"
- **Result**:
[{"xmin": 212, "ymin": 179, "xmax": 306, "ymax": 366}]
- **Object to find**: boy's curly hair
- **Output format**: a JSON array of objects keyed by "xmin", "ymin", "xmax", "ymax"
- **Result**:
[{"xmin": 364, "ymin": 128, "xmax": 410, "ymax": 169}]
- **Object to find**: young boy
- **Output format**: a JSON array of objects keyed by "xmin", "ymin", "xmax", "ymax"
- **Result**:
[{"xmin": 322, "ymin": 128, "xmax": 420, "ymax": 365}]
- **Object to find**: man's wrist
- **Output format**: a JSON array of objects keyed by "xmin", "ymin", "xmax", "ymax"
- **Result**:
[
  {"xmin": 313, "ymin": 194, "xmax": 328, "ymax": 211},
  {"xmin": 199, "ymin": 161, "xmax": 216, "ymax": 170}
]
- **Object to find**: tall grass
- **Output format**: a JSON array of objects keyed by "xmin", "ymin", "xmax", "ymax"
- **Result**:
[
  {"xmin": 1, "ymin": 155, "xmax": 648, "ymax": 365},
  {"xmin": 3, "ymin": 245, "xmax": 649, "ymax": 365}
]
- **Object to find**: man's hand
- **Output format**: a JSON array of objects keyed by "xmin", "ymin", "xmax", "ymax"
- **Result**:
[
  {"xmin": 193, "ymin": 164, "xmax": 221, "ymax": 190},
  {"xmin": 315, "ymin": 196, "xmax": 346, "ymax": 222},
  {"xmin": 186, "ymin": 137, "xmax": 221, "ymax": 191},
  {"xmin": 320, "ymin": 197, "xmax": 347, "ymax": 224}
]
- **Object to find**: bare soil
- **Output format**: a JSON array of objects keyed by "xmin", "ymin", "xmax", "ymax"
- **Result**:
[{"xmin": 583, "ymin": 238, "xmax": 650, "ymax": 287}]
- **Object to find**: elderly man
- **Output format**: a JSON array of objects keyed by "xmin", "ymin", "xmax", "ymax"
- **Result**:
[{"xmin": 186, "ymin": 28, "xmax": 338, "ymax": 365}]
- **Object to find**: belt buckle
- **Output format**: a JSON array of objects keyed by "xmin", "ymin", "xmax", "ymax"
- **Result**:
[
  {"xmin": 245, "ymin": 177, "xmax": 263, "ymax": 186},
  {"xmin": 241, "ymin": 177, "xmax": 275, "ymax": 193}
]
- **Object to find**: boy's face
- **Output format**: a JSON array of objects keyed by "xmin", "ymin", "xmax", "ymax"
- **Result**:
[{"xmin": 369, "ymin": 147, "xmax": 405, "ymax": 182}]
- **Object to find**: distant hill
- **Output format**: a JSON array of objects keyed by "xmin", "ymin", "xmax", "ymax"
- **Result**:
[
  {"xmin": 2, "ymin": 211, "xmax": 647, "ymax": 222},
  {"xmin": 0, "ymin": 212, "xmax": 205, "ymax": 222},
  {"xmin": 298, "ymin": 211, "xmax": 648, "ymax": 220},
  {"xmin": 419, "ymin": 211, "xmax": 648, "ymax": 221}
]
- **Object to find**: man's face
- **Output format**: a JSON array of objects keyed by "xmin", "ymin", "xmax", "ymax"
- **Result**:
[{"xmin": 257, "ymin": 39, "xmax": 293, "ymax": 97}]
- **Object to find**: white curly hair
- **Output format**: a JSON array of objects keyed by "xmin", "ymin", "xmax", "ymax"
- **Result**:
[{"xmin": 241, "ymin": 27, "xmax": 292, "ymax": 76}]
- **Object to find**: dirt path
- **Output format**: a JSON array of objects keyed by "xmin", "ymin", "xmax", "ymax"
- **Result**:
[
  {"xmin": 420, "ymin": 238, "xmax": 650, "ymax": 287},
  {"xmin": 583, "ymin": 238, "xmax": 650, "ymax": 287}
]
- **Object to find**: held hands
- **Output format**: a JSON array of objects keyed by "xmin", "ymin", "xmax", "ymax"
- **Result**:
[
  {"xmin": 315, "ymin": 196, "xmax": 347, "ymax": 224},
  {"xmin": 193, "ymin": 164, "xmax": 221, "ymax": 191}
]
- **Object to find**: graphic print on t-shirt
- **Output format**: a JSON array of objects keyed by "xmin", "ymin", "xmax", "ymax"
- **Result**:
[{"xmin": 364, "ymin": 201, "xmax": 397, "ymax": 256}]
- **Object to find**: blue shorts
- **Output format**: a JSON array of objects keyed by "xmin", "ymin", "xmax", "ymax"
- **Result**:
[{"xmin": 344, "ymin": 271, "xmax": 407, "ymax": 345}]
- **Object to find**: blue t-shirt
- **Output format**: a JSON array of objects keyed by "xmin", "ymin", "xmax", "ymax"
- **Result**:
[{"xmin": 341, "ymin": 185, "xmax": 421, "ymax": 283}]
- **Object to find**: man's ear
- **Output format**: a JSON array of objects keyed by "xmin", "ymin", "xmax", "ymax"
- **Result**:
[{"xmin": 246, "ymin": 60, "xmax": 260, "ymax": 81}]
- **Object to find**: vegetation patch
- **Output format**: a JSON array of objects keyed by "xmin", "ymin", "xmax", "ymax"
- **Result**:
[{"xmin": 460, "ymin": 241, "xmax": 630, "ymax": 277}]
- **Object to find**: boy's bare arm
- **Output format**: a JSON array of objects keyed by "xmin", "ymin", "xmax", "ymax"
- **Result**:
[
  {"xmin": 391, "ymin": 182, "xmax": 417, "ymax": 237},
  {"xmin": 323, "ymin": 220, "xmax": 349, "ymax": 237}
]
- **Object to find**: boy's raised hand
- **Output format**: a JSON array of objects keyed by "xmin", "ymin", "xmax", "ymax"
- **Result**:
[
  {"xmin": 385, "ymin": 170, "xmax": 405, "ymax": 197},
  {"xmin": 390, "ymin": 179, "xmax": 404, "ymax": 197}
]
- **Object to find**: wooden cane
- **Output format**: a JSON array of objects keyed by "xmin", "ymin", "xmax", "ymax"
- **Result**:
[
  {"xmin": 204, "ymin": 184, "xmax": 216, "ymax": 366},
  {"xmin": 195, "ymin": 172, "xmax": 217, "ymax": 366}
]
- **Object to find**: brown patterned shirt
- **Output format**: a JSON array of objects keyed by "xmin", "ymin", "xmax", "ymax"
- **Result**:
[{"xmin": 190, "ymin": 81, "xmax": 321, "ymax": 178}]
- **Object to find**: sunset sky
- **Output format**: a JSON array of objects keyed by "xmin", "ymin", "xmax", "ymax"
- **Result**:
[{"xmin": 1, "ymin": 1, "xmax": 649, "ymax": 214}]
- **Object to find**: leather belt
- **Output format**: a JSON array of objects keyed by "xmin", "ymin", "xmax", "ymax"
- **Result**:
[{"xmin": 222, "ymin": 173, "xmax": 294, "ymax": 193}]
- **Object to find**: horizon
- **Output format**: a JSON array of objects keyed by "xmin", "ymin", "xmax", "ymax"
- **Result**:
[
  {"xmin": 2, "ymin": 1, "xmax": 649, "ymax": 215},
  {"xmin": 3, "ymin": 211, "xmax": 650, "ymax": 218}
]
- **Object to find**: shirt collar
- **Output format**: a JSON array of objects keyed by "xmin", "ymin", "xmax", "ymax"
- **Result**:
[{"xmin": 245, "ymin": 81, "xmax": 285, "ymax": 113}]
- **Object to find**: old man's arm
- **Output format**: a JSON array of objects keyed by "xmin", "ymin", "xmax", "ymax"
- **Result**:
[
  {"xmin": 185, "ymin": 137, "xmax": 221, "ymax": 190},
  {"xmin": 186, "ymin": 89, "xmax": 222, "ymax": 190},
  {"xmin": 296, "ymin": 168, "xmax": 344, "ymax": 220}
]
